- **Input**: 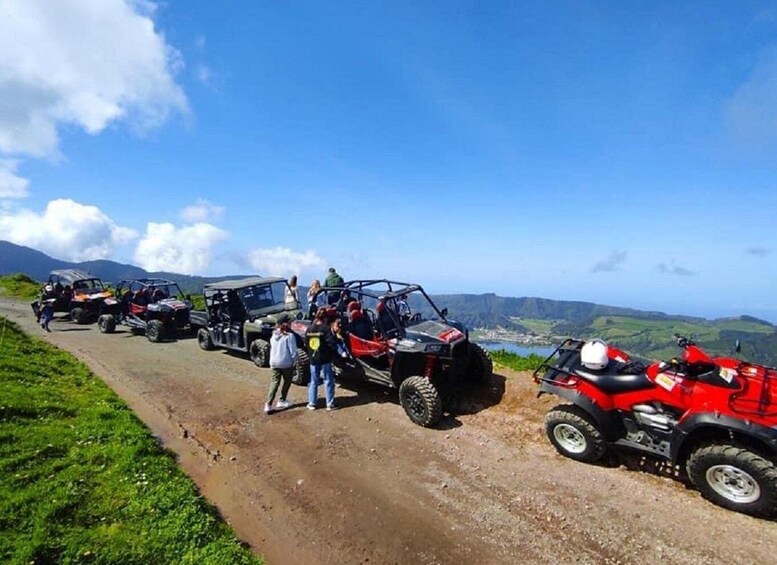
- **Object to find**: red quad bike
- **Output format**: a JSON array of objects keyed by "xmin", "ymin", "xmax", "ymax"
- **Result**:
[{"xmin": 533, "ymin": 335, "xmax": 777, "ymax": 517}]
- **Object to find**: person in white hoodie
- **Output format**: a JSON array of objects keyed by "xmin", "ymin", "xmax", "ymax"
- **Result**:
[{"xmin": 264, "ymin": 313, "xmax": 299, "ymax": 414}]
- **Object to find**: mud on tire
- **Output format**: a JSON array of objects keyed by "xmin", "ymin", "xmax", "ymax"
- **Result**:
[
  {"xmin": 467, "ymin": 342, "xmax": 494, "ymax": 385},
  {"xmin": 146, "ymin": 319, "xmax": 165, "ymax": 343},
  {"xmin": 197, "ymin": 328, "xmax": 214, "ymax": 351},
  {"xmin": 687, "ymin": 443, "xmax": 777, "ymax": 517},
  {"xmin": 545, "ymin": 404, "xmax": 606, "ymax": 463},
  {"xmin": 292, "ymin": 350, "xmax": 310, "ymax": 385},
  {"xmin": 97, "ymin": 314, "xmax": 116, "ymax": 333},
  {"xmin": 249, "ymin": 338, "xmax": 270, "ymax": 368},
  {"xmin": 399, "ymin": 376, "xmax": 443, "ymax": 428}
]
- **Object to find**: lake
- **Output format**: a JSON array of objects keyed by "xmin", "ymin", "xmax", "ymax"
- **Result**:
[{"xmin": 476, "ymin": 341, "xmax": 556, "ymax": 358}]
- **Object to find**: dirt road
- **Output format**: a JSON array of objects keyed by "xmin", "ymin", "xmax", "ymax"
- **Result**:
[{"xmin": 3, "ymin": 297, "xmax": 776, "ymax": 564}]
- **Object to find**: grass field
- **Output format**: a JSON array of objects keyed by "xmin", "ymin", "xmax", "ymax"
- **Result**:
[
  {"xmin": 0, "ymin": 317, "xmax": 263, "ymax": 565},
  {"xmin": 490, "ymin": 350, "xmax": 545, "ymax": 372},
  {"xmin": 0, "ymin": 273, "xmax": 40, "ymax": 301}
]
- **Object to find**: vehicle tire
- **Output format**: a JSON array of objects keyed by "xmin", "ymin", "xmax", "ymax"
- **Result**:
[
  {"xmin": 97, "ymin": 314, "xmax": 116, "ymax": 334},
  {"xmin": 70, "ymin": 307, "xmax": 88, "ymax": 324},
  {"xmin": 146, "ymin": 319, "xmax": 165, "ymax": 343},
  {"xmin": 687, "ymin": 444, "xmax": 777, "ymax": 517},
  {"xmin": 249, "ymin": 338, "xmax": 270, "ymax": 367},
  {"xmin": 467, "ymin": 342, "xmax": 494, "ymax": 385},
  {"xmin": 292, "ymin": 350, "xmax": 310, "ymax": 385},
  {"xmin": 197, "ymin": 328, "xmax": 214, "ymax": 351},
  {"xmin": 545, "ymin": 404, "xmax": 606, "ymax": 463},
  {"xmin": 399, "ymin": 376, "xmax": 443, "ymax": 428}
]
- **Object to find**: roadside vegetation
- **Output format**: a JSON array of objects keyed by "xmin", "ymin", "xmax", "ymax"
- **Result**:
[
  {"xmin": 0, "ymin": 273, "xmax": 40, "ymax": 301},
  {"xmin": 0, "ymin": 316, "xmax": 262, "ymax": 565},
  {"xmin": 490, "ymin": 349, "xmax": 545, "ymax": 372}
]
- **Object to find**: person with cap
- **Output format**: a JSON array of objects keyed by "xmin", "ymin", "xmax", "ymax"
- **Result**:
[{"xmin": 264, "ymin": 313, "xmax": 299, "ymax": 414}]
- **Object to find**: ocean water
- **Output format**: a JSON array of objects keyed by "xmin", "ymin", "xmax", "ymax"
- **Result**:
[{"xmin": 477, "ymin": 341, "xmax": 556, "ymax": 358}]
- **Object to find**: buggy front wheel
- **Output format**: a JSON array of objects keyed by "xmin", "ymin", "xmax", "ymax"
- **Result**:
[
  {"xmin": 146, "ymin": 320, "xmax": 165, "ymax": 343},
  {"xmin": 399, "ymin": 376, "xmax": 442, "ymax": 428}
]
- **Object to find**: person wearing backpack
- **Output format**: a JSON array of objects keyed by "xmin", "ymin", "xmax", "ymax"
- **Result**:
[{"xmin": 305, "ymin": 309, "xmax": 338, "ymax": 410}]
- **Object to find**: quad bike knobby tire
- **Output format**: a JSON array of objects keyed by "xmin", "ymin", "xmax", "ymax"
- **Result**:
[
  {"xmin": 399, "ymin": 376, "xmax": 443, "ymax": 427},
  {"xmin": 292, "ymin": 350, "xmax": 310, "ymax": 385},
  {"xmin": 467, "ymin": 342, "xmax": 494, "ymax": 384},
  {"xmin": 249, "ymin": 338, "xmax": 271, "ymax": 368},
  {"xmin": 97, "ymin": 314, "xmax": 116, "ymax": 334},
  {"xmin": 687, "ymin": 443, "xmax": 777, "ymax": 517},
  {"xmin": 545, "ymin": 404, "xmax": 606, "ymax": 463},
  {"xmin": 197, "ymin": 328, "xmax": 214, "ymax": 351},
  {"xmin": 70, "ymin": 307, "xmax": 89, "ymax": 324},
  {"xmin": 146, "ymin": 319, "xmax": 165, "ymax": 343}
]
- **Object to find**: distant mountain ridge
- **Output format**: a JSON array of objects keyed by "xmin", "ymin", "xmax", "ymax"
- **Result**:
[{"xmin": 0, "ymin": 240, "xmax": 241, "ymax": 291}]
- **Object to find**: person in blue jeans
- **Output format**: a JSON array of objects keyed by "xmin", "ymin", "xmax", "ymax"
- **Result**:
[{"xmin": 305, "ymin": 309, "xmax": 338, "ymax": 410}]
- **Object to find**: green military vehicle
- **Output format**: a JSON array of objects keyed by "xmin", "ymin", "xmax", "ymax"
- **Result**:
[{"xmin": 190, "ymin": 277, "xmax": 308, "ymax": 378}]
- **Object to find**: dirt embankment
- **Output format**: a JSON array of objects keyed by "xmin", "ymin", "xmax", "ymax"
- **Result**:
[{"xmin": 2, "ymin": 297, "xmax": 777, "ymax": 564}]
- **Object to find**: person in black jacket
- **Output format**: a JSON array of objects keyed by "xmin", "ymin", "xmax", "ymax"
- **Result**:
[{"xmin": 305, "ymin": 309, "xmax": 338, "ymax": 410}]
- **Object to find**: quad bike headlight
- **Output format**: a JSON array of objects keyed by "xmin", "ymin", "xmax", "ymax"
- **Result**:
[{"xmin": 424, "ymin": 344, "xmax": 449, "ymax": 355}]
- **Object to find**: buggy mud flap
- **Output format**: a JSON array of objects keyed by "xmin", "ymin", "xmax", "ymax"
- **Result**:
[{"xmin": 539, "ymin": 381, "xmax": 621, "ymax": 441}]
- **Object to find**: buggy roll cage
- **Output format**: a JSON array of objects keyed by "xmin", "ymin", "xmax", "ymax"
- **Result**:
[{"xmin": 314, "ymin": 279, "xmax": 449, "ymax": 320}]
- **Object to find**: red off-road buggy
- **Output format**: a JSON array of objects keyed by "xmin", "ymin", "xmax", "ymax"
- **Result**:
[{"xmin": 534, "ymin": 335, "xmax": 777, "ymax": 516}]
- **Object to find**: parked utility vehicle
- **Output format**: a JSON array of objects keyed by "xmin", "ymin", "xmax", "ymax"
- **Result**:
[
  {"xmin": 290, "ymin": 279, "xmax": 493, "ymax": 427},
  {"xmin": 191, "ymin": 277, "xmax": 306, "ymax": 376},
  {"xmin": 31, "ymin": 269, "xmax": 113, "ymax": 324},
  {"xmin": 534, "ymin": 335, "xmax": 777, "ymax": 517},
  {"xmin": 97, "ymin": 278, "xmax": 192, "ymax": 342}
]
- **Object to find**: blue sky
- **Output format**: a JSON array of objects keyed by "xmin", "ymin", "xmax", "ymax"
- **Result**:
[{"xmin": 0, "ymin": 1, "xmax": 776, "ymax": 322}]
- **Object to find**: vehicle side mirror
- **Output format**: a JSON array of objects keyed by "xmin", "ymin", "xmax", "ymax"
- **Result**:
[
  {"xmin": 735, "ymin": 339, "xmax": 741, "ymax": 354},
  {"xmin": 440, "ymin": 307, "xmax": 448, "ymax": 318}
]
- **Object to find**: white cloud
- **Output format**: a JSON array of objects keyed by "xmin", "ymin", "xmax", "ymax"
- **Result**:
[
  {"xmin": 247, "ymin": 247, "xmax": 326, "ymax": 278},
  {"xmin": 196, "ymin": 64, "xmax": 214, "ymax": 86},
  {"xmin": 180, "ymin": 198, "xmax": 224, "ymax": 223},
  {"xmin": 0, "ymin": 0, "xmax": 187, "ymax": 164},
  {"xmin": 134, "ymin": 222, "xmax": 228, "ymax": 274},
  {"xmin": 0, "ymin": 159, "xmax": 29, "ymax": 198},
  {"xmin": 727, "ymin": 47, "xmax": 777, "ymax": 146},
  {"xmin": 0, "ymin": 198, "xmax": 137, "ymax": 260}
]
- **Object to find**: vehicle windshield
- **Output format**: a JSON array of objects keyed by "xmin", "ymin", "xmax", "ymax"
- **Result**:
[
  {"xmin": 72, "ymin": 279, "xmax": 105, "ymax": 295},
  {"xmin": 240, "ymin": 281, "xmax": 289, "ymax": 315}
]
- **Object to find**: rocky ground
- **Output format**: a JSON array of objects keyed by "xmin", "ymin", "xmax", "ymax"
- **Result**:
[{"xmin": 2, "ymin": 297, "xmax": 776, "ymax": 564}]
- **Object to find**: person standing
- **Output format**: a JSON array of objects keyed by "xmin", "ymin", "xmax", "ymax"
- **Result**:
[
  {"xmin": 306, "ymin": 279, "xmax": 325, "ymax": 317},
  {"xmin": 305, "ymin": 309, "xmax": 337, "ymax": 410},
  {"xmin": 265, "ymin": 313, "xmax": 298, "ymax": 414},
  {"xmin": 324, "ymin": 267, "xmax": 344, "ymax": 305},
  {"xmin": 39, "ymin": 297, "xmax": 55, "ymax": 332},
  {"xmin": 285, "ymin": 275, "xmax": 300, "ymax": 307}
]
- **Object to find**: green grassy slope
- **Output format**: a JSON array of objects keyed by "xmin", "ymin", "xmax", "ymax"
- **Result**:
[{"xmin": 0, "ymin": 317, "xmax": 263, "ymax": 565}]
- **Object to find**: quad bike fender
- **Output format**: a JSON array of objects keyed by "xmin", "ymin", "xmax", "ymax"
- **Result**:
[
  {"xmin": 538, "ymin": 381, "xmax": 620, "ymax": 441},
  {"xmin": 671, "ymin": 412, "xmax": 777, "ymax": 464}
]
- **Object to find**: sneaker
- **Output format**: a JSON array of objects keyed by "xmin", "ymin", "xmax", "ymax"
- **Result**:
[
  {"xmin": 275, "ymin": 399, "xmax": 292, "ymax": 410},
  {"xmin": 307, "ymin": 404, "xmax": 316, "ymax": 411},
  {"xmin": 263, "ymin": 402, "xmax": 273, "ymax": 414},
  {"xmin": 326, "ymin": 405, "xmax": 337, "ymax": 411}
]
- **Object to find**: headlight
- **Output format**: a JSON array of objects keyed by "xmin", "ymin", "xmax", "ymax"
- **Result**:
[{"xmin": 424, "ymin": 344, "xmax": 449, "ymax": 354}]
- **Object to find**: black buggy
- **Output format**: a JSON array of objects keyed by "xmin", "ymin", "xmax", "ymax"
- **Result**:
[
  {"xmin": 190, "ymin": 276, "xmax": 307, "ymax": 379},
  {"xmin": 97, "ymin": 278, "xmax": 193, "ymax": 342},
  {"xmin": 290, "ymin": 279, "xmax": 493, "ymax": 427}
]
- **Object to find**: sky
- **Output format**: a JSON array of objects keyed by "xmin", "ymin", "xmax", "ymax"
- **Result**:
[{"xmin": 0, "ymin": 1, "xmax": 776, "ymax": 322}]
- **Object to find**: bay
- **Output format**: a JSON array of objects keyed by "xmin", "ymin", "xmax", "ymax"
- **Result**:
[{"xmin": 476, "ymin": 341, "xmax": 555, "ymax": 358}]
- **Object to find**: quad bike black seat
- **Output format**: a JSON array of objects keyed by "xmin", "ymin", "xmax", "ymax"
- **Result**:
[{"xmin": 572, "ymin": 360, "xmax": 654, "ymax": 394}]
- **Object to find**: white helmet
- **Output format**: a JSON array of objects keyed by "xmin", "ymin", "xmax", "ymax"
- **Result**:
[
  {"xmin": 44, "ymin": 284, "xmax": 53, "ymax": 293},
  {"xmin": 581, "ymin": 339, "xmax": 609, "ymax": 370}
]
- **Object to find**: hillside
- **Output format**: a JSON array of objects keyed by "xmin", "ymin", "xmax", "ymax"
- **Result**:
[{"xmin": 2, "ymin": 240, "xmax": 776, "ymax": 364}]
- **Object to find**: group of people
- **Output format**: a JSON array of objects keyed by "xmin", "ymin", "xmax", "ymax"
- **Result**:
[{"xmin": 264, "ymin": 267, "xmax": 348, "ymax": 414}]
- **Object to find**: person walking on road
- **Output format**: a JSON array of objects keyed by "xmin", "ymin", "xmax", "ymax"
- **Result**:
[
  {"xmin": 265, "ymin": 313, "xmax": 298, "ymax": 414},
  {"xmin": 305, "ymin": 309, "xmax": 338, "ymax": 410}
]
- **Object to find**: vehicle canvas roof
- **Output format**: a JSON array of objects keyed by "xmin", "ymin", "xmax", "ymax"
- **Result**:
[
  {"xmin": 203, "ymin": 276, "xmax": 287, "ymax": 291},
  {"xmin": 49, "ymin": 269, "xmax": 100, "ymax": 284}
]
